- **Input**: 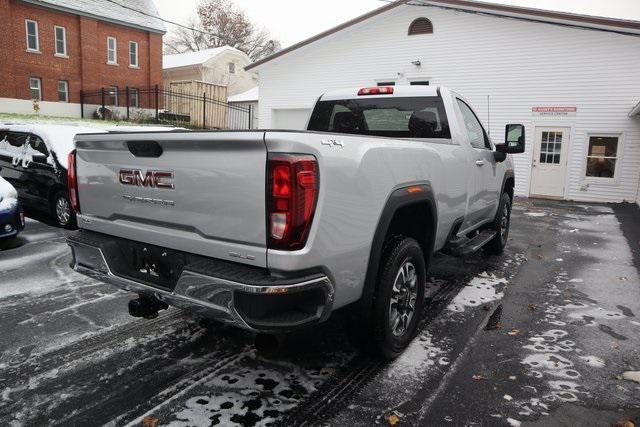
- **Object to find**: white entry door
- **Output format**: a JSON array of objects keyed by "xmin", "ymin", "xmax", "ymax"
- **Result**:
[{"xmin": 530, "ymin": 127, "xmax": 570, "ymax": 199}]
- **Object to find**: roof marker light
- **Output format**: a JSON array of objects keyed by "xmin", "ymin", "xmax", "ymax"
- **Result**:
[{"xmin": 358, "ymin": 87, "xmax": 394, "ymax": 96}]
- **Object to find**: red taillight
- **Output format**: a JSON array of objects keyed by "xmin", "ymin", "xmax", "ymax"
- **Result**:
[
  {"xmin": 358, "ymin": 86, "xmax": 394, "ymax": 96},
  {"xmin": 268, "ymin": 154, "xmax": 319, "ymax": 251},
  {"xmin": 67, "ymin": 150, "xmax": 80, "ymax": 214}
]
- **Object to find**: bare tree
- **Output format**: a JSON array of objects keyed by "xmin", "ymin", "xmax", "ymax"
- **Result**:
[
  {"xmin": 163, "ymin": 17, "xmax": 207, "ymax": 54},
  {"xmin": 164, "ymin": 0, "xmax": 281, "ymax": 61}
]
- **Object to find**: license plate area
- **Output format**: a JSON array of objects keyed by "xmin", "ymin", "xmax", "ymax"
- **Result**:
[{"xmin": 112, "ymin": 240, "xmax": 186, "ymax": 291}]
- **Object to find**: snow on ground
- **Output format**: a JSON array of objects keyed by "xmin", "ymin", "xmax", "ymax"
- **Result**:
[
  {"xmin": 2, "ymin": 200, "xmax": 638, "ymax": 426},
  {"xmin": 447, "ymin": 272, "xmax": 507, "ymax": 312},
  {"xmin": 389, "ymin": 331, "xmax": 447, "ymax": 378},
  {"xmin": 507, "ymin": 204, "xmax": 640, "ymax": 421}
]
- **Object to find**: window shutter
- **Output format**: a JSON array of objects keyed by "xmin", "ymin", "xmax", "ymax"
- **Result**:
[{"xmin": 409, "ymin": 18, "xmax": 434, "ymax": 35}]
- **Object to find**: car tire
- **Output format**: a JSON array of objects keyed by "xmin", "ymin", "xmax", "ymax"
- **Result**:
[
  {"xmin": 52, "ymin": 191, "xmax": 76, "ymax": 229},
  {"xmin": 484, "ymin": 192, "xmax": 512, "ymax": 255},
  {"xmin": 366, "ymin": 235, "xmax": 427, "ymax": 360}
]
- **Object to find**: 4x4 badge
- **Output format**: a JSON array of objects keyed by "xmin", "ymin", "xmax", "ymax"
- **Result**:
[{"xmin": 321, "ymin": 139, "xmax": 345, "ymax": 149}]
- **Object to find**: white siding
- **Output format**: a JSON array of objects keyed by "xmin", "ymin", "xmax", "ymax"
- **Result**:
[
  {"xmin": 272, "ymin": 108, "xmax": 311, "ymax": 130},
  {"xmin": 256, "ymin": 5, "xmax": 640, "ymax": 203}
]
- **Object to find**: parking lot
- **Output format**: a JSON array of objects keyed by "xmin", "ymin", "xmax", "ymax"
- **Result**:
[{"xmin": 1, "ymin": 199, "xmax": 639, "ymax": 426}]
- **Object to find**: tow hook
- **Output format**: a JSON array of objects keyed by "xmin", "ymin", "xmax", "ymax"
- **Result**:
[{"xmin": 128, "ymin": 295, "xmax": 169, "ymax": 319}]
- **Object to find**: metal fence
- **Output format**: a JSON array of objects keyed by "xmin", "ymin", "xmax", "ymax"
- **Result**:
[{"xmin": 80, "ymin": 86, "xmax": 254, "ymax": 130}]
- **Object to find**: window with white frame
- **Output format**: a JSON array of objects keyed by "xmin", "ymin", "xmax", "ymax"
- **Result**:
[
  {"xmin": 586, "ymin": 135, "xmax": 619, "ymax": 179},
  {"xmin": 58, "ymin": 81, "xmax": 69, "ymax": 102},
  {"xmin": 25, "ymin": 20, "xmax": 39, "ymax": 52},
  {"xmin": 54, "ymin": 26, "xmax": 67, "ymax": 56},
  {"xmin": 107, "ymin": 37, "xmax": 117, "ymax": 64},
  {"xmin": 129, "ymin": 41, "xmax": 138, "ymax": 67},
  {"xmin": 108, "ymin": 86, "xmax": 119, "ymax": 106},
  {"xmin": 29, "ymin": 77, "xmax": 42, "ymax": 100},
  {"xmin": 130, "ymin": 88, "xmax": 139, "ymax": 108},
  {"xmin": 540, "ymin": 131, "xmax": 563, "ymax": 164}
]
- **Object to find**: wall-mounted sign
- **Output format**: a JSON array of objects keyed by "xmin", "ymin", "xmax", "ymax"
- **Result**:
[{"xmin": 532, "ymin": 107, "xmax": 577, "ymax": 117}]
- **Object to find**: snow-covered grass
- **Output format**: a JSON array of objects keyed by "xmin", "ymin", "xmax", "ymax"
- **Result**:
[{"xmin": 0, "ymin": 112, "xmax": 124, "ymax": 127}]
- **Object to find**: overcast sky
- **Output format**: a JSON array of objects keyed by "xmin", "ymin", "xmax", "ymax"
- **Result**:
[{"xmin": 154, "ymin": 0, "xmax": 640, "ymax": 47}]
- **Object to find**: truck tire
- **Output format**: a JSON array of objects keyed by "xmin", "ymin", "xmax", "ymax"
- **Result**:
[
  {"xmin": 52, "ymin": 190, "xmax": 77, "ymax": 229},
  {"xmin": 484, "ymin": 192, "xmax": 512, "ymax": 255},
  {"xmin": 367, "ymin": 235, "xmax": 427, "ymax": 360}
]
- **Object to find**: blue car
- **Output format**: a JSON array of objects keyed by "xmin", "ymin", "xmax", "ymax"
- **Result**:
[{"xmin": 0, "ymin": 176, "xmax": 24, "ymax": 240}]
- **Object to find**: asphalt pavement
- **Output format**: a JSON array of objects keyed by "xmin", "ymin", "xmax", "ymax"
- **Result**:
[{"xmin": 0, "ymin": 200, "xmax": 638, "ymax": 426}]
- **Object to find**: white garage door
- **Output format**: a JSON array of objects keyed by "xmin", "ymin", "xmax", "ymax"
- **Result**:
[{"xmin": 272, "ymin": 109, "xmax": 312, "ymax": 130}]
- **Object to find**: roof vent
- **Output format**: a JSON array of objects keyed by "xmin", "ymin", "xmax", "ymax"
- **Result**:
[{"xmin": 409, "ymin": 18, "xmax": 434, "ymax": 35}]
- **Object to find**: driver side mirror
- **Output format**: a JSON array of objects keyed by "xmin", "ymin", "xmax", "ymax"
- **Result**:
[{"xmin": 498, "ymin": 124, "xmax": 526, "ymax": 154}]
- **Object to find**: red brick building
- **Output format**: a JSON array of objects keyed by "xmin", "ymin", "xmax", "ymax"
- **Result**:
[{"xmin": 0, "ymin": 0, "xmax": 165, "ymax": 115}]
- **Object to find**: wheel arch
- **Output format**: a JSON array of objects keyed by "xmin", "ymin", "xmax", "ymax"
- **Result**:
[
  {"xmin": 357, "ymin": 183, "xmax": 438, "ymax": 320},
  {"xmin": 501, "ymin": 169, "xmax": 515, "ymax": 201},
  {"xmin": 48, "ymin": 183, "xmax": 68, "ymax": 206}
]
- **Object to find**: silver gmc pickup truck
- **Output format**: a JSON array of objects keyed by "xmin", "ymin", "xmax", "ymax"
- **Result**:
[{"xmin": 67, "ymin": 86, "xmax": 525, "ymax": 359}]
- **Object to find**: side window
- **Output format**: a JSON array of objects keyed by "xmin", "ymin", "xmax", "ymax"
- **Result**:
[
  {"xmin": 28, "ymin": 135, "xmax": 49, "ymax": 157},
  {"xmin": 8, "ymin": 133, "xmax": 28, "ymax": 148},
  {"xmin": 456, "ymin": 99, "xmax": 490, "ymax": 150}
]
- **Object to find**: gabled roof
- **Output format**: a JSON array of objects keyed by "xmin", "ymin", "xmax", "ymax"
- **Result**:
[
  {"xmin": 163, "ymin": 46, "xmax": 246, "ymax": 70},
  {"xmin": 246, "ymin": 0, "xmax": 640, "ymax": 71},
  {"xmin": 21, "ymin": 0, "xmax": 166, "ymax": 34},
  {"xmin": 228, "ymin": 87, "xmax": 259, "ymax": 103}
]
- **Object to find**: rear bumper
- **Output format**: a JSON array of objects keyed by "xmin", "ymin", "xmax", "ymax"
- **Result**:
[{"xmin": 67, "ymin": 231, "xmax": 334, "ymax": 332}]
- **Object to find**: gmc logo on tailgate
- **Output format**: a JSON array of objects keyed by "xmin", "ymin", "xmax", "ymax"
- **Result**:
[{"xmin": 119, "ymin": 170, "xmax": 175, "ymax": 189}]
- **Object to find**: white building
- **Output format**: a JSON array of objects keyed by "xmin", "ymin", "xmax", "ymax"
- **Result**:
[
  {"xmin": 228, "ymin": 87, "xmax": 259, "ymax": 129},
  {"xmin": 163, "ymin": 46, "xmax": 257, "ymax": 96},
  {"xmin": 247, "ymin": 0, "xmax": 640, "ymax": 204}
]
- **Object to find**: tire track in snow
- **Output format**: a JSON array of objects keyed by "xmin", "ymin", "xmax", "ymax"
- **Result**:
[{"xmin": 0, "ymin": 310, "xmax": 212, "ymax": 425}]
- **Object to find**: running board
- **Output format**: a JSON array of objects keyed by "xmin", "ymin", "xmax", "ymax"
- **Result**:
[{"xmin": 446, "ymin": 230, "xmax": 497, "ymax": 257}]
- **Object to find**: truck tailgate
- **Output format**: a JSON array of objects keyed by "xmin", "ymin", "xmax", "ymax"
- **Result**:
[{"xmin": 74, "ymin": 131, "xmax": 268, "ymax": 267}]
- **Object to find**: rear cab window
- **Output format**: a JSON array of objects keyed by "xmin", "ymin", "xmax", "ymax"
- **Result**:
[{"xmin": 308, "ymin": 96, "xmax": 451, "ymax": 139}]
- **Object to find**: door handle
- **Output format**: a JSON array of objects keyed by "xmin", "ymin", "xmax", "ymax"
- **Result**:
[{"xmin": 475, "ymin": 160, "xmax": 485, "ymax": 166}]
